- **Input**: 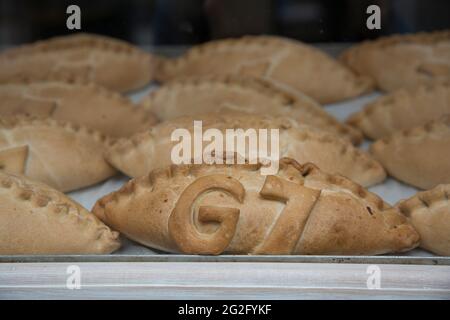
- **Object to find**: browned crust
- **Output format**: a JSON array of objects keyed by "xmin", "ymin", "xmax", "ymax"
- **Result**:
[
  {"xmin": 141, "ymin": 75, "xmax": 364, "ymax": 144},
  {"xmin": 339, "ymin": 30, "xmax": 450, "ymax": 92},
  {"xmin": 1, "ymin": 171, "xmax": 99, "ymax": 224},
  {"xmin": 0, "ymin": 115, "xmax": 113, "ymax": 146},
  {"xmin": 92, "ymin": 157, "xmax": 418, "ymax": 255},
  {"xmin": 96, "ymin": 158, "xmax": 389, "ymax": 214},
  {"xmin": 340, "ymin": 30, "xmax": 450, "ymax": 64},
  {"xmin": 347, "ymin": 82, "xmax": 450, "ymax": 139},
  {"xmin": 0, "ymin": 33, "xmax": 157, "ymax": 92},
  {"xmin": 2, "ymin": 33, "xmax": 148, "ymax": 58},
  {"xmin": 396, "ymin": 184, "xmax": 450, "ymax": 217},
  {"xmin": 0, "ymin": 115, "xmax": 117, "ymax": 191},
  {"xmin": 156, "ymin": 35, "xmax": 374, "ymax": 104},
  {"xmin": 104, "ymin": 111, "xmax": 385, "ymax": 187},
  {"xmin": 395, "ymin": 184, "xmax": 450, "ymax": 255},
  {"xmin": 372, "ymin": 115, "xmax": 450, "ymax": 146},
  {"xmin": 0, "ymin": 171, "xmax": 121, "ymax": 254},
  {"xmin": 156, "ymin": 36, "xmax": 298, "ymax": 80},
  {"xmin": 108, "ymin": 114, "xmax": 371, "ymax": 167},
  {"xmin": 162, "ymin": 74, "xmax": 296, "ymax": 105},
  {"xmin": 0, "ymin": 82, "xmax": 158, "ymax": 137},
  {"xmin": 370, "ymin": 116, "xmax": 450, "ymax": 189}
]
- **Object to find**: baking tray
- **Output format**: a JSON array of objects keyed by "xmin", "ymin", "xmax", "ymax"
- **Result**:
[
  {"xmin": 2, "ymin": 44, "xmax": 447, "ymax": 266},
  {"xmin": 1, "ymin": 254, "xmax": 449, "ymax": 265}
]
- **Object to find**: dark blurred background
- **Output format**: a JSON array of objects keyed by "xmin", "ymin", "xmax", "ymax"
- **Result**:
[{"xmin": 0, "ymin": 0, "xmax": 449, "ymax": 46}]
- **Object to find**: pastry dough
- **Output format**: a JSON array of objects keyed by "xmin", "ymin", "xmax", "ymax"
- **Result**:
[
  {"xmin": 0, "ymin": 116, "xmax": 116, "ymax": 192},
  {"xmin": 93, "ymin": 158, "xmax": 419, "ymax": 255},
  {"xmin": 347, "ymin": 82, "xmax": 450, "ymax": 139},
  {"xmin": 340, "ymin": 30, "xmax": 450, "ymax": 92},
  {"xmin": 0, "ymin": 171, "xmax": 120, "ymax": 254},
  {"xmin": 0, "ymin": 82, "xmax": 157, "ymax": 137},
  {"xmin": 140, "ymin": 75, "xmax": 363, "ymax": 144},
  {"xmin": 106, "ymin": 113, "xmax": 386, "ymax": 187},
  {"xmin": 396, "ymin": 184, "xmax": 450, "ymax": 256},
  {"xmin": 370, "ymin": 116, "xmax": 450, "ymax": 189},
  {"xmin": 156, "ymin": 36, "xmax": 373, "ymax": 104},
  {"xmin": 0, "ymin": 33, "xmax": 156, "ymax": 92}
]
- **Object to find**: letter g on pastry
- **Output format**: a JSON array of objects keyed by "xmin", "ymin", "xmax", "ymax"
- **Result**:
[{"xmin": 168, "ymin": 175, "xmax": 245, "ymax": 255}]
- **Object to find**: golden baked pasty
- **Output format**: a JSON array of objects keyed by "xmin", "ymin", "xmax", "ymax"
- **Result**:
[
  {"xmin": 156, "ymin": 36, "xmax": 373, "ymax": 104},
  {"xmin": 340, "ymin": 30, "xmax": 450, "ymax": 92},
  {"xmin": 0, "ymin": 33, "xmax": 156, "ymax": 92},
  {"xmin": 0, "ymin": 116, "xmax": 116, "ymax": 192},
  {"xmin": 106, "ymin": 113, "xmax": 386, "ymax": 187},
  {"xmin": 347, "ymin": 82, "xmax": 450, "ymax": 140},
  {"xmin": 370, "ymin": 116, "xmax": 450, "ymax": 189},
  {"xmin": 93, "ymin": 158, "xmax": 419, "ymax": 255},
  {"xmin": 0, "ymin": 171, "xmax": 120, "ymax": 254},
  {"xmin": 140, "ymin": 75, "xmax": 363, "ymax": 144},
  {"xmin": 0, "ymin": 82, "xmax": 157, "ymax": 137},
  {"xmin": 396, "ymin": 184, "xmax": 450, "ymax": 256}
]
